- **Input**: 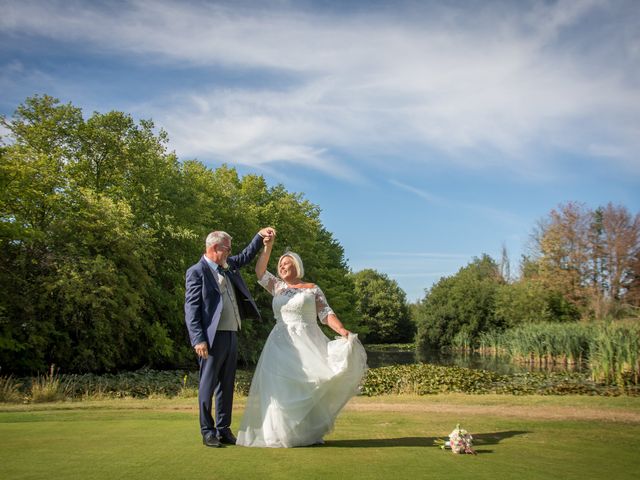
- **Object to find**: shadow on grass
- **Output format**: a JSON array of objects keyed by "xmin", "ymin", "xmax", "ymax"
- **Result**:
[
  {"xmin": 470, "ymin": 430, "xmax": 531, "ymax": 454},
  {"xmin": 325, "ymin": 430, "xmax": 530, "ymax": 452},
  {"xmin": 325, "ymin": 437, "xmax": 439, "ymax": 448}
]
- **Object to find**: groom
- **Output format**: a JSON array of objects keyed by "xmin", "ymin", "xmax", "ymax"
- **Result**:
[{"xmin": 185, "ymin": 227, "xmax": 275, "ymax": 447}]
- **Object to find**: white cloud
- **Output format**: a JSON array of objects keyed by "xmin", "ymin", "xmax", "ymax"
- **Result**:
[{"xmin": 2, "ymin": 0, "xmax": 639, "ymax": 179}]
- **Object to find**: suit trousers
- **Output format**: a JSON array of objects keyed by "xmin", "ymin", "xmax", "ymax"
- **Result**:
[{"xmin": 198, "ymin": 330, "xmax": 238, "ymax": 436}]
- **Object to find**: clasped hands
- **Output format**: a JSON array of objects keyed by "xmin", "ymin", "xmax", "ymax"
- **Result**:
[{"xmin": 260, "ymin": 226, "xmax": 276, "ymax": 247}]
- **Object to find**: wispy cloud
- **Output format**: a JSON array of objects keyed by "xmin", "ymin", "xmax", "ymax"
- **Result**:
[
  {"xmin": 388, "ymin": 180, "xmax": 448, "ymax": 206},
  {"xmin": 390, "ymin": 272, "xmax": 453, "ymax": 278},
  {"xmin": 150, "ymin": 86, "xmax": 366, "ymax": 181},
  {"xmin": 389, "ymin": 179, "xmax": 527, "ymax": 227},
  {"xmin": 2, "ymin": 0, "xmax": 639, "ymax": 179},
  {"xmin": 372, "ymin": 251, "xmax": 471, "ymax": 259}
]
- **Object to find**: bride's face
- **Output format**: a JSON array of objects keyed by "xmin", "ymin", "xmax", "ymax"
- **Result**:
[{"xmin": 278, "ymin": 257, "xmax": 298, "ymax": 282}]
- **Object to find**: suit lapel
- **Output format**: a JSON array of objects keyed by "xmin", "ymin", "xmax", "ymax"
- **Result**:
[{"xmin": 200, "ymin": 257, "xmax": 220, "ymax": 293}]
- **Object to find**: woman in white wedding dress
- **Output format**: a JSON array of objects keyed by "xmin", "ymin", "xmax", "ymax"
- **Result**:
[{"xmin": 236, "ymin": 235, "xmax": 367, "ymax": 448}]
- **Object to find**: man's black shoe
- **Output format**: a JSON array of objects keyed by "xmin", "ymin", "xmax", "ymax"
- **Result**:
[
  {"xmin": 217, "ymin": 430, "xmax": 237, "ymax": 445},
  {"xmin": 203, "ymin": 433, "xmax": 222, "ymax": 448}
]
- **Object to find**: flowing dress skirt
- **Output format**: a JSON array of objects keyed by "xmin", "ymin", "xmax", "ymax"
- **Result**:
[{"xmin": 237, "ymin": 325, "xmax": 367, "ymax": 448}]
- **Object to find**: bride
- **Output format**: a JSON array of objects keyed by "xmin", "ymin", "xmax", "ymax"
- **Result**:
[{"xmin": 236, "ymin": 234, "xmax": 367, "ymax": 448}]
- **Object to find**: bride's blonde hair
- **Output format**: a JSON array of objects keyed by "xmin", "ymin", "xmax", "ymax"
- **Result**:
[{"xmin": 278, "ymin": 251, "xmax": 304, "ymax": 279}]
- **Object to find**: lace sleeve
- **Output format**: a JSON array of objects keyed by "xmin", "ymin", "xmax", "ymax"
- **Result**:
[
  {"xmin": 257, "ymin": 270, "xmax": 285, "ymax": 296},
  {"xmin": 314, "ymin": 286, "xmax": 335, "ymax": 324}
]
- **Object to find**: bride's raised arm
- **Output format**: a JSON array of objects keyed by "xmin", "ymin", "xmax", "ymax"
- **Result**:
[{"xmin": 255, "ymin": 232, "xmax": 275, "ymax": 279}]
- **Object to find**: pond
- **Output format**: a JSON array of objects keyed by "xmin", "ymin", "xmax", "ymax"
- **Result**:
[{"xmin": 364, "ymin": 346, "xmax": 590, "ymax": 375}]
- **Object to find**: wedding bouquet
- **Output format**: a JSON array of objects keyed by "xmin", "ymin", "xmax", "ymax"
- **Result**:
[{"xmin": 435, "ymin": 424, "xmax": 476, "ymax": 454}]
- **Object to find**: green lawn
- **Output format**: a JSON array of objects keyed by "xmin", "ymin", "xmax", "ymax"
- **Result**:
[{"xmin": 1, "ymin": 394, "xmax": 639, "ymax": 480}]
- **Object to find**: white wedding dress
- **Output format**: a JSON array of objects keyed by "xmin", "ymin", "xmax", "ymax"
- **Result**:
[{"xmin": 236, "ymin": 271, "xmax": 367, "ymax": 448}]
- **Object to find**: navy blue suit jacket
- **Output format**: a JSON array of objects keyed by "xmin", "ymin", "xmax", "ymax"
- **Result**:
[{"xmin": 184, "ymin": 233, "xmax": 263, "ymax": 348}]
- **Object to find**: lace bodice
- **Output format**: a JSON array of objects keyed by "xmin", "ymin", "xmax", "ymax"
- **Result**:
[{"xmin": 258, "ymin": 271, "xmax": 334, "ymax": 325}]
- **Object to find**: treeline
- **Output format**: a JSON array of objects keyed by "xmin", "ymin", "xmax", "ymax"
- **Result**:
[
  {"xmin": 415, "ymin": 202, "xmax": 640, "ymax": 352},
  {"xmin": 0, "ymin": 95, "xmax": 364, "ymax": 374},
  {"xmin": 3, "ymin": 95, "xmax": 636, "ymax": 376}
]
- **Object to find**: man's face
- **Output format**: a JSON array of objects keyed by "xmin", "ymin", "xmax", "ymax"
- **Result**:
[{"xmin": 214, "ymin": 239, "xmax": 232, "ymax": 265}]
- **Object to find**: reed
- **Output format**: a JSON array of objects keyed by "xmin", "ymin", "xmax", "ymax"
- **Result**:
[
  {"xmin": 451, "ymin": 327, "xmax": 473, "ymax": 351},
  {"xmin": 473, "ymin": 321, "xmax": 639, "ymax": 386},
  {"xmin": 476, "ymin": 330, "xmax": 504, "ymax": 355},
  {"xmin": 589, "ymin": 321, "xmax": 640, "ymax": 388},
  {"xmin": 30, "ymin": 365, "xmax": 72, "ymax": 403},
  {"xmin": 495, "ymin": 322, "xmax": 592, "ymax": 366},
  {"xmin": 0, "ymin": 372, "xmax": 23, "ymax": 403}
]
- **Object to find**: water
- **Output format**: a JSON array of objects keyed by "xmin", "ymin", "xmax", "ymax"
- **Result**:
[
  {"xmin": 364, "ymin": 347, "xmax": 589, "ymax": 375},
  {"xmin": 364, "ymin": 349, "xmax": 417, "ymax": 369}
]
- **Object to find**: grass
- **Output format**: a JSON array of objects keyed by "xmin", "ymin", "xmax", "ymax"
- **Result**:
[{"xmin": 2, "ymin": 394, "xmax": 640, "ymax": 480}]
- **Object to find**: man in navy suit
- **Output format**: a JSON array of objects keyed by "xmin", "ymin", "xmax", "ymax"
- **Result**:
[{"xmin": 185, "ymin": 227, "xmax": 275, "ymax": 447}]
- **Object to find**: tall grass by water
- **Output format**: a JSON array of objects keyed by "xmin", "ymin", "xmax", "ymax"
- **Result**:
[
  {"xmin": 474, "ymin": 321, "xmax": 640, "ymax": 388},
  {"xmin": 589, "ymin": 322, "xmax": 640, "ymax": 385}
]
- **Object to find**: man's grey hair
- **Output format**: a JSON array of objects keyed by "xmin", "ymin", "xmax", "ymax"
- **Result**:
[{"xmin": 205, "ymin": 231, "xmax": 232, "ymax": 249}]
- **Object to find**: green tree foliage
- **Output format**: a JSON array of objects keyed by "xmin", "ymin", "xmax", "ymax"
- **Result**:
[
  {"xmin": 494, "ymin": 280, "xmax": 552, "ymax": 326},
  {"xmin": 0, "ymin": 95, "xmax": 360, "ymax": 373},
  {"xmin": 414, "ymin": 255, "xmax": 504, "ymax": 352},
  {"xmin": 350, "ymin": 269, "xmax": 413, "ymax": 343},
  {"xmin": 494, "ymin": 279, "xmax": 579, "ymax": 327}
]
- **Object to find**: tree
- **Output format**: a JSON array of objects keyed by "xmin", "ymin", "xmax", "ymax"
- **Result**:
[
  {"xmin": 45, "ymin": 189, "xmax": 156, "ymax": 371},
  {"xmin": 414, "ymin": 255, "xmax": 503, "ymax": 352},
  {"xmin": 0, "ymin": 96, "xmax": 182, "ymax": 372},
  {"xmin": 494, "ymin": 279, "xmax": 579, "ymax": 327},
  {"xmin": 530, "ymin": 202, "xmax": 640, "ymax": 318},
  {"xmin": 499, "ymin": 243, "xmax": 511, "ymax": 282},
  {"xmin": 599, "ymin": 203, "xmax": 640, "ymax": 302},
  {"xmin": 626, "ymin": 253, "xmax": 640, "ymax": 307},
  {"xmin": 350, "ymin": 269, "xmax": 413, "ymax": 343},
  {"xmin": 1, "ymin": 96, "xmax": 86, "ymax": 372},
  {"xmin": 534, "ymin": 202, "xmax": 591, "ymax": 308}
]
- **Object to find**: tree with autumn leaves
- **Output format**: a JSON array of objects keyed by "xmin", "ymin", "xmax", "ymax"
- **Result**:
[{"xmin": 531, "ymin": 201, "xmax": 640, "ymax": 316}]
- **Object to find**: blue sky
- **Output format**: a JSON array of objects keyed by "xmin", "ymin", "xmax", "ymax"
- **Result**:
[{"xmin": 1, "ymin": 0, "xmax": 639, "ymax": 301}]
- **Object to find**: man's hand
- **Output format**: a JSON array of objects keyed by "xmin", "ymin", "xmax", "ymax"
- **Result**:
[
  {"xmin": 195, "ymin": 342, "xmax": 209, "ymax": 359},
  {"xmin": 259, "ymin": 227, "xmax": 276, "ymax": 240}
]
